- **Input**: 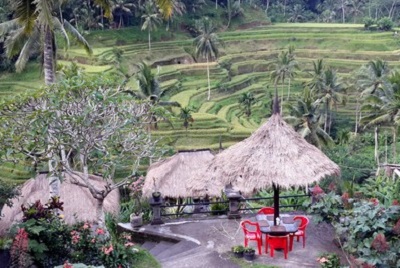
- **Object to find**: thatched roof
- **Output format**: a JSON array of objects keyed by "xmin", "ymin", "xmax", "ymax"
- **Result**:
[
  {"xmin": 142, "ymin": 149, "xmax": 217, "ymax": 198},
  {"xmin": 193, "ymin": 114, "xmax": 340, "ymax": 195},
  {"xmin": 0, "ymin": 173, "xmax": 119, "ymax": 235}
]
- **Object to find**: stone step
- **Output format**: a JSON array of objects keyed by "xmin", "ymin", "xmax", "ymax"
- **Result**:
[
  {"xmin": 157, "ymin": 240, "xmax": 200, "ymax": 261},
  {"xmin": 141, "ymin": 241, "xmax": 158, "ymax": 251},
  {"xmin": 160, "ymin": 246, "xmax": 205, "ymax": 263},
  {"xmin": 149, "ymin": 241, "xmax": 176, "ymax": 256},
  {"xmin": 162, "ymin": 250, "xmax": 240, "ymax": 268}
]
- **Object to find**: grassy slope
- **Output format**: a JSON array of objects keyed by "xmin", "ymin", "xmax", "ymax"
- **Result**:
[{"xmin": 1, "ymin": 3, "xmax": 400, "ymax": 181}]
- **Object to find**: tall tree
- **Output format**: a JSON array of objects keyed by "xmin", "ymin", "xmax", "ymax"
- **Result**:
[
  {"xmin": 285, "ymin": 90, "xmax": 333, "ymax": 149},
  {"xmin": 238, "ymin": 92, "xmax": 256, "ymax": 117},
  {"xmin": 194, "ymin": 17, "xmax": 222, "ymax": 101},
  {"xmin": 357, "ymin": 59, "xmax": 391, "ymax": 96},
  {"xmin": 312, "ymin": 68, "xmax": 346, "ymax": 133},
  {"xmin": 179, "ymin": 106, "xmax": 194, "ymax": 134},
  {"xmin": 141, "ymin": 0, "xmax": 161, "ymax": 53},
  {"xmin": 0, "ymin": 0, "xmax": 93, "ymax": 85}
]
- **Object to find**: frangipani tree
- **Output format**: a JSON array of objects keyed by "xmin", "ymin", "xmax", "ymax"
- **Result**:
[{"xmin": 0, "ymin": 72, "xmax": 159, "ymax": 227}]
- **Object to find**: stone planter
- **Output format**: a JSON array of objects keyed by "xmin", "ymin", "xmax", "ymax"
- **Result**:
[
  {"xmin": 152, "ymin": 192, "xmax": 161, "ymax": 202},
  {"xmin": 130, "ymin": 213, "xmax": 143, "ymax": 228}
]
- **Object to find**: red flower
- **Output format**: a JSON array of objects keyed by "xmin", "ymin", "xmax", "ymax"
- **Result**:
[
  {"xmin": 341, "ymin": 192, "xmax": 349, "ymax": 201},
  {"xmin": 371, "ymin": 233, "xmax": 389, "ymax": 253},
  {"xmin": 369, "ymin": 198, "xmax": 379, "ymax": 206},
  {"xmin": 312, "ymin": 185, "xmax": 325, "ymax": 196},
  {"xmin": 328, "ymin": 182, "xmax": 336, "ymax": 192},
  {"xmin": 63, "ymin": 261, "xmax": 73, "ymax": 268},
  {"xmin": 393, "ymin": 219, "xmax": 400, "ymax": 235},
  {"xmin": 392, "ymin": 200, "xmax": 399, "ymax": 206},
  {"xmin": 102, "ymin": 244, "xmax": 114, "ymax": 255}
]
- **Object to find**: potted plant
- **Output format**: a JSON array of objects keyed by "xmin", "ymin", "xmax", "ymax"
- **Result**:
[
  {"xmin": 129, "ymin": 177, "xmax": 145, "ymax": 228},
  {"xmin": 317, "ymin": 253, "xmax": 340, "ymax": 268},
  {"xmin": 231, "ymin": 245, "xmax": 245, "ymax": 258},
  {"xmin": 243, "ymin": 246, "xmax": 256, "ymax": 261}
]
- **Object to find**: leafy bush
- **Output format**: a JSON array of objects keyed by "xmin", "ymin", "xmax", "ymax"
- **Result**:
[
  {"xmin": 334, "ymin": 201, "xmax": 400, "ymax": 267},
  {"xmin": 304, "ymin": 191, "xmax": 344, "ymax": 223},
  {"xmin": 317, "ymin": 252, "xmax": 340, "ymax": 268},
  {"xmin": 363, "ymin": 17, "xmax": 376, "ymax": 30},
  {"xmin": 377, "ymin": 17, "xmax": 394, "ymax": 31},
  {"xmin": 359, "ymin": 176, "xmax": 400, "ymax": 207}
]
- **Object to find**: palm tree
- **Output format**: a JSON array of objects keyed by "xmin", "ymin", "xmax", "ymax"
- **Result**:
[
  {"xmin": 315, "ymin": 68, "xmax": 346, "ymax": 134},
  {"xmin": 270, "ymin": 47, "xmax": 299, "ymax": 113},
  {"xmin": 285, "ymin": 91, "xmax": 333, "ymax": 149},
  {"xmin": 287, "ymin": 4, "xmax": 306, "ymax": 22},
  {"xmin": 238, "ymin": 92, "xmax": 256, "ymax": 117},
  {"xmin": 0, "ymin": 0, "xmax": 94, "ymax": 85},
  {"xmin": 134, "ymin": 62, "xmax": 180, "ymax": 128},
  {"xmin": 179, "ymin": 106, "xmax": 194, "ymax": 134},
  {"xmin": 112, "ymin": 0, "xmax": 135, "ymax": 28},
  {"xmin": 306, "ymin": 59, "xmax": 325, "ymax": 92},
  {"xmin": 357, "ymin": 59, "xmax": 391, "ymax": 96},
  {"xmin": 141, "ymin": 0, "xmax": 161, "ymax": 53},
  {"xmin": 361, "ymin": 71, "xmax": 400, "ymax": 161},
  {"xmin": 193, "ymin": 17, "xmax": 221, "ymax": 101},
  {"xmin": 155, "ymin": 0, "xmax": 176, "ymax": 19}
]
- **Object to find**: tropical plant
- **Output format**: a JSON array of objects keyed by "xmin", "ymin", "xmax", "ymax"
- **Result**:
[
  {"xmin": 112, "ymin": 0, "xmax": 135, "ymax": 28},
  {"xmin": 285, "ymin": 90, "xmax": 333, "ymax": 149},
  {"xmin": 357, "ymin": 59, "xmax": 391, "ymax": 96},
  {"xmin": 270, "ymin": 46, "xmax": 299, "ymax": 113},
  {"xmin": 194, "ymin": 17, "xmax": 222, "ymax": 101},
  {"xmin": 377, "ymin": 16, "xmax": 393, "ymax": 31},
  {"xmin": 238, "ymin": 92, "xmax": 256, "ymax": 117},
  {"xmin": 225, "ymin": 0, "xmax": 243, "ymax": 28},
  {"xmin": 179, "ymin": 106, "xmax": 194, "ymax": 133},
  {"xmin": 0, "ymin": 0, "xmax": 95, "ymax": 85},
  {"xmin": 287, "ymin": 4, "xmax": 306, "ymax": 22},
  {"xmin": 141, "ymin": 0, "xmax": 161, "ymax": 53},
  {"xmin": 363, "ymin": 17, "xmax": 376, "ymax": 29},
  {"xmin": 317, "ymin": 252, "xmax": 340, "ymax": 268},
  {"xmin": 311, "ymin": 68, "xmax": 346, "ymax": 133}
]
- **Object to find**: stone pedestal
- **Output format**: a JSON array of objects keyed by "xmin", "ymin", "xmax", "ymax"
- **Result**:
[
  {"xmin": 150, "ymin": 197, "xmax": 164, "ymax": 225},
  {"xmin": 226, "ymin": 191, "xmax": 242, "ymax": 219}
]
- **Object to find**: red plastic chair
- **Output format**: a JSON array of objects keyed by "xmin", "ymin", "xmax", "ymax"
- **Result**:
[
  {"xmin": 290, "ymin": 216, "xmax": 310, "ymax": 250},
  {"xmin": 266, "ymin": 235, "xmax": 289, "ymax": 259},
  {"xmin": 240, "ymin": 220, "xmax": 262, "ymax": 255},
  {"xmin": 257, "ymin": 207, "xmax": 274, "ymax": 215}
]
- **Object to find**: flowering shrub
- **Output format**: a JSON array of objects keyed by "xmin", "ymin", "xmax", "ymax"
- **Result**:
[
  {"xmin": 10, "ymin": 228, "xmax": 33, "ymax": 268},
  {"xmin": 317, "ymin": 253, "xmax": 340, "ymax": 268}
]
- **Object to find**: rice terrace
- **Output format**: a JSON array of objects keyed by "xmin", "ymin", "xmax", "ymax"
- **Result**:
[{"xmin": 0, "ymin": 0, "xmax": 400, "ymax": 268}]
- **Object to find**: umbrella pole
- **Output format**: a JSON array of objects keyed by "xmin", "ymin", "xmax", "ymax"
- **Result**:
[{"xmin": 273, "ymin": 183, "xmax": 280, "ymax": 225}]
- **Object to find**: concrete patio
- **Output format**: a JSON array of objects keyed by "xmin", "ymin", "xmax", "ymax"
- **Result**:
[{"xmin": 119, "ymin": 212, "xmax": 347, "ymax": 268}]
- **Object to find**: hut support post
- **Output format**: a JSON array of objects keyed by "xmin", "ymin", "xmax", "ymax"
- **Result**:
[{"xmin": 273, "ymin": 183, "xmax": 279, "ymax": 225}]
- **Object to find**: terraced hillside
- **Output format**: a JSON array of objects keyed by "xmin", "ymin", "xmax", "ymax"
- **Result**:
[{"xmin": 2, "ymin": 23, "xmax": 400, "ymax": 181}]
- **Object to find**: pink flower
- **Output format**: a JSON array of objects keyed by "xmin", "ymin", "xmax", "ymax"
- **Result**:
[
  {"xmin": 102, "ymin": 244, "xmax": 114, "ymax": 255},
  {"xmin": 312, "ymin": 185, "xmax": 325, "ymax": 196},
  {"xmin": 124, "ymin": 242, "xmax": 135, "ymax": 247},
  {"xmin": 96, "ymin": 228, "xmax": 105, "ymax": 235},
  {"xmin": 91, "ymin": 238, "xmax": 96, "ymax": 243},
  {"xmin": 393, "ymin": 219, "xmax": 400, "ymax": 235},
  {"xmin": 83, "ymin": 222, "xmax": 90, "ymax": 229},
  {"xmin": 317, "ymin": 257, "xmax": 328, "ymax": 263}
]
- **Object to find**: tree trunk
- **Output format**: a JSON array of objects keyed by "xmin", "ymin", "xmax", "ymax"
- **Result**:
[
  {"xmin": 148, "ymin": 29, "xmax": 151, "ymax": 53},
  {"xmin": 355, "ymin": 98, "xmax": 359, "ymax": 134},
  {"xmin": 44, "ymin": 27, "xmax": 55, "ymax": 85},
  {"xmin": 101, "ymin": 8, "xmax": 104, "ymax": 30},
  {"xmin": 265, "ymin": 0, "xmax": 270, "ymax": 17},
  {"xmin": 341, "ymin": 0, "xmax": 345, "ymax": 23},
  {"xmin": 375, "ymin": 127, "xmax": 380, "ymax": 166},
  {"xmin": 324, "ymin": 103, "xmax": 328, "ymax": 132},
  {"xmin": 207, "ymin": 55, "xmax": 211, "ymax": 101},
  {"xmin": 280, "ymin": 81, "xmax": 284, "ymax": 114},
  {"xmin": 393, "ymin": 127, "xmax": 397, "ymax": 162},
  {"xmin": 287, "ymin": 78, "xmax": 291, "ymax": 101},
  {"xmin": 215, "ymin": 0, "xmax": 218, "ymax": 9},
  {"xmin": 96, "ymin": 198, "xmax": 105, "ymax": 228}
]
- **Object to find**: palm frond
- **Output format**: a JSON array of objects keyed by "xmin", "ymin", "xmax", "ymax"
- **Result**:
[
  {"xmin": 4, "ymin": 27, "xmax": 28, "ymax": 58},
  {"xmin": 53, "ymin": 17, "xmax": 69, "ymax": 49},
  {"xmin": 0, "ymin": 19, "xmax": 19, "ymax": 36},
  {"xmin": 13, "ymin": 0, "xmax": 37, "ymax": 34},
  {"xmin": 34, "ymin": 0, "xmax": 54, "ymax": 28},
  {"xmin": 15, "ymin": 31, "xmax": 39, "ymax": 72},
  {"xmin": 93, "ymin": 0, "xmax": 113, "ymax": 19},
  {"xmin": 364, "ymin": 114, "xmax": 391, "ymax": 128},
  {"xmin": 63, "ymin": 20, "xmax": 92, "ymax": 55}
]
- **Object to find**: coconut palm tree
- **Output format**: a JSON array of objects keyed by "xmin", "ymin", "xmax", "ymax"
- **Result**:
[
  {"xmin": 193, "ymin": 17, "xmax": 221, "ymax": 101},
  {"xmin": 0, "ymin": 0, "xmax": 94, "ymax": 85},
  {"xmin": 270, "ymin": 47, "xmax": 299, "ymax": 113},
  {"xmin": 312, "ymin": 68, "xmax": 346, "ymax": 134},
  {"xmin": 357, "ymin": 59, "xmax": 391, "ymax": 96},
  {"xmin": 141, "ymin": 0, "xmax": 161, "ymax": 53},
  {"xmin": 134, "ymin": 62, "xmax": 180, "ymax": 128},
  {"xmin": 285, "ymin": 92, "xmax": 332, "ymax": 149},
  {"xmin": 179, "ymin": 106, "xmax": 194, "ymax": 134},
  {"xmin": 306, "ymin": 59, "xmax": 325, "ymax": 92},
  {"xmin": 238, "ymin": 92, "xmax": 256, "ymax": 117},
  {"xmin": 361, "ymin": 71, "xmax": 400, "ymax": 161},
  {"xmin": 112, "ymin": 0, "xmax": 135, "ymax": 28}
]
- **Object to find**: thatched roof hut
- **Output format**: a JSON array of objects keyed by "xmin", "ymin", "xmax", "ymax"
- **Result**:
[
  {"xmin": 0, "ymin": 173, "xmax": 119, "ymax": 235},
  {"xmin": 142, "ymin": 149, "xmax": 217, "ymax": 198},
  {"xmin": 201, "ymin": 113, "xmax": 340, "ymax": 194}
]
